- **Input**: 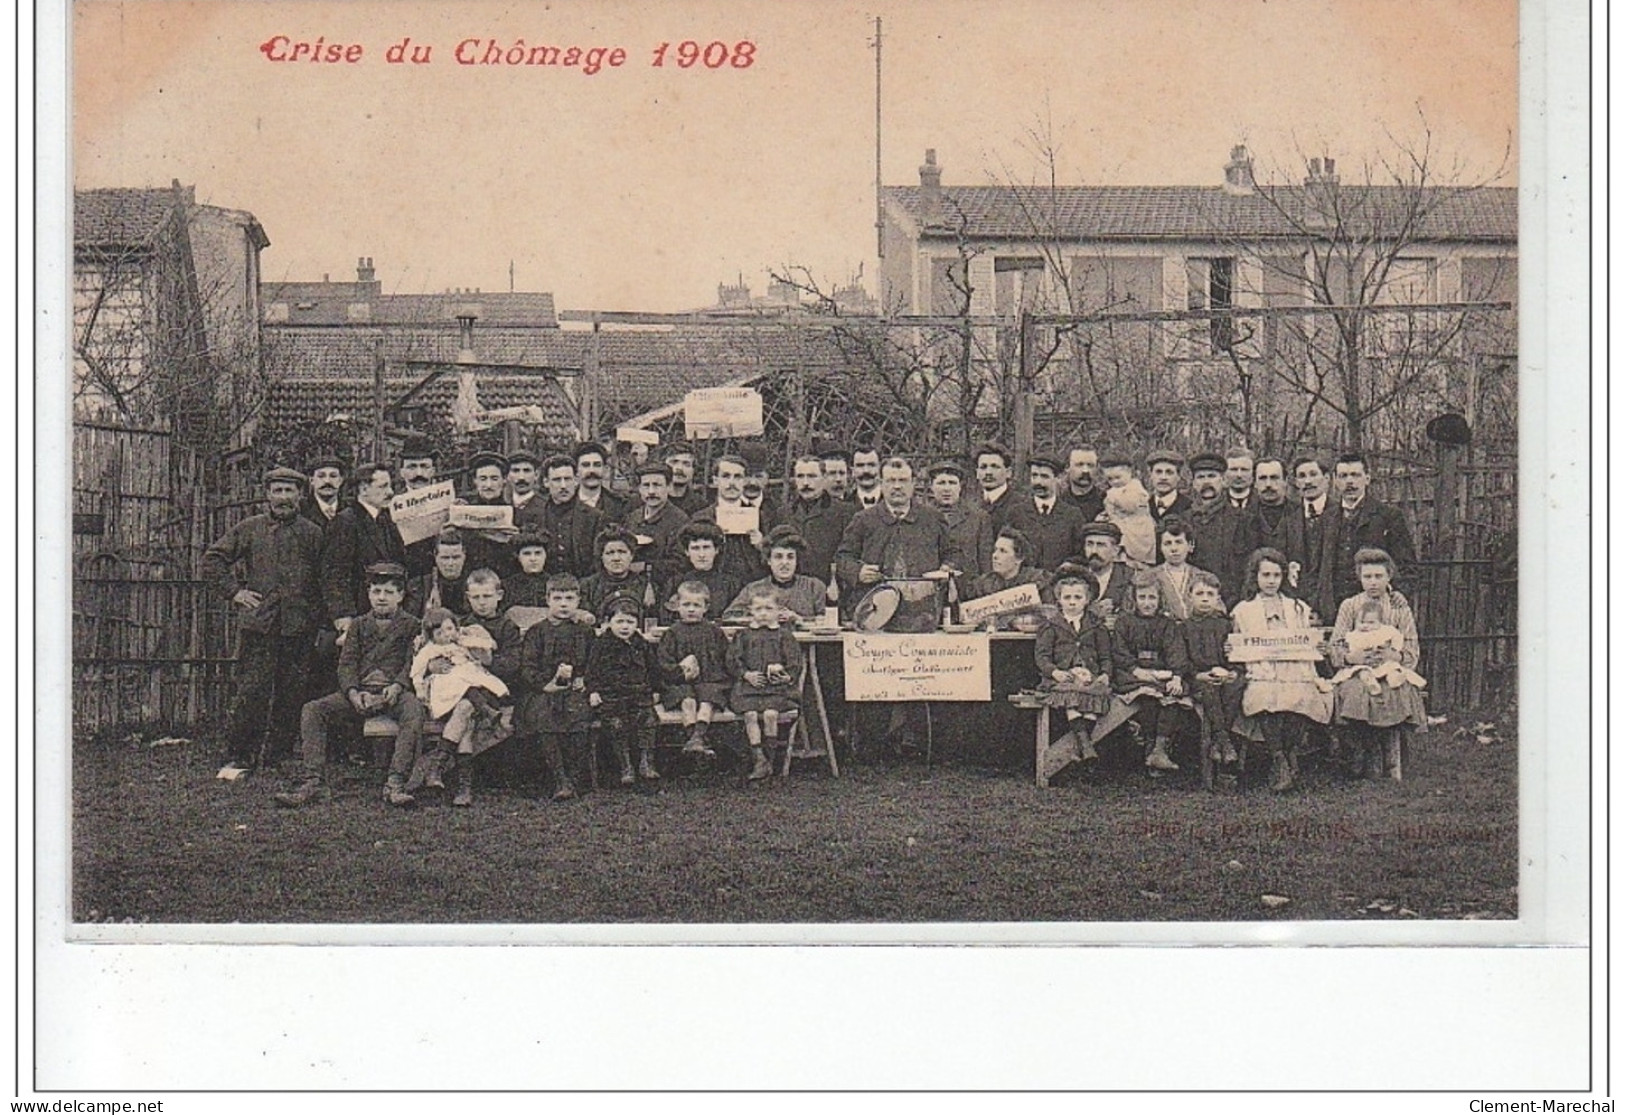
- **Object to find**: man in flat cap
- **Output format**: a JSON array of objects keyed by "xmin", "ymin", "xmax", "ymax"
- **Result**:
[
  {"xmin": 458, "ymin": 449, "xmax": 518, "ymax": 577},
  {"xmin": 1007, "ymin": 452, "xmax": 1089, "ymax": 571},
  {"xmin": 1079, "ymin": 520, "xmax": 1136, "ymax": 624},
  {"xmin": 928, "ymin": 459, "xmax": 992, "ymax": 581},
  {"xmin": 622, "ymin": 458, "xmax": 690, "ymax": 591},
  {"xmin": 203, "ymin": 467, "xmax": 326, "ymax": 778},
  {"xmin": 1186, "ymin": 450, "xmax": 1256, "ymax": 604}
]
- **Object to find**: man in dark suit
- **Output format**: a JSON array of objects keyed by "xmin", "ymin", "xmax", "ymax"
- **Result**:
[
  {"xmin": 458, "ymin": 450, "xmax": 517, "ymax": 578},
  {"xmin": 622, "ymin": 459, "xmax": 691, "ymax": 593},
  {"xmin": 1251, "ymin": 456, "xmax": 1294, "ymax": 556},
  {"xmin": 301, "ymin": 455, "xmax": 346, "ymax": 532},
  {"xmin": 321, "ymin": 462, "xmax": 407, "ymax": 632},
  {"xmin": 1285, "ymin": 453, "xmax": 1338, "ymax": 621},
  {"xmin": 1060, "ymin": 446, "xmax": 1105, "ymax": 522},
  {"xmin": 1005, "ymin": 452, "xmax": 1089, "ymax": 571},
  {"xmin": 532, "ymin": 454, "xmax": 605, "ymax": 578},
  {"xmin": 663, "ymin": 441, "xmax": 708, "ymax": 517},
  {"xmin": 686, "ymin": 453, "xmax": 768, "ymax": 583},
  {"xmin": 1324, "ymin": 450, "xmax": 1418, "ymax": 609},
  {"xmin": 396, "ymin": 436, "xmax": 444, "ymax": 578},
  {"xmin": 975, "ymin": 442, "xmax": 1019, "ymax": 534},
  {"xmin": 775, "ymin": 454, "xmax": 855, "ymax": 587},
  {"xmin": 1186, "ymin": 450, "xmax": 1257, "ymax": 606},
  {"xmin": 1145, "ymin": 449, "xmax": 1192, "ymax": 563},
  {"xmin": 573, "ymin": 440, "xmax": 629, "ymax": 520}
]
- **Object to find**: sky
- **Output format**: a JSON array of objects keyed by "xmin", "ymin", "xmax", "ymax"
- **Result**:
[{"xmin": 72, "ymin": 0, "xmax": 1519, "ymax": 312}]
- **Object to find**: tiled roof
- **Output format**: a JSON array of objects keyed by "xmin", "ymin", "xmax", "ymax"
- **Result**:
[
  {"xmin": 265, "ymin": 372, "xmax": 580, "ymax": 444},
  {"xmin": 263, "ymin": 325, "xmax": 583, "ymax": 379},
  {"xmin": 590, "ymin": 325, "xmax": 865, "ymax": 423},
  {"xmin": 264, "ymin": 321, "xmax": 877, "ymax": 431},
  {"xmin": 884, "ymin": 184, "xmax": 1518, "ymax": 242},
  {"xmin": 74, "ymin": 188, "xmax": 184, "ymax": 250},
  {"xmin": 262, "ymin": 286, "xmax": 559, "ymax": 327}
]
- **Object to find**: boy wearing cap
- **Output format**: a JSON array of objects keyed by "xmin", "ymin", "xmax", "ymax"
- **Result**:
[
  {"xmin": 277, "ymin": 562, "xmax": 427, "ymax": 807},
  {"xmin": 203, "ymin": 467, "xmax": 326, "ymax": 776}
]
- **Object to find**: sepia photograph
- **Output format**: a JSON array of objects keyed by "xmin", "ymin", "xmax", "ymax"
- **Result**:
[{"xmin": 60, "ymin": 0, "xmax": 1532, "ymax": 934}]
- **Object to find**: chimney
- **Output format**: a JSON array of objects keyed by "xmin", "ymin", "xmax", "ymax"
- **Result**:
[
  {"xmin": 1222, "ymin": 144, "xmax": 1255, "ymax": 195},
  {"xmin": 1305, "ymin": 155, "xmax": 1339, "ymax": 187},
  {"xmin": 918, "ymin": 148, "xmax": 943, "ymax": 224},
  {"xmin": 357, "ymin": 256, "xmax": 375, "ymax": 283}
]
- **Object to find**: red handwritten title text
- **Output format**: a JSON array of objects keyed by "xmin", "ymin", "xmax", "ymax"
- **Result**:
[{"xmin": 258, "ymin": 36, "xmax": 757, "ymax": 74}]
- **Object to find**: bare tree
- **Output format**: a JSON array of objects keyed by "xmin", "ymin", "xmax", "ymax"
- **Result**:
[{"xmin": 1203, "ymin": 118, "xmax": 1514, "ymax": 451}]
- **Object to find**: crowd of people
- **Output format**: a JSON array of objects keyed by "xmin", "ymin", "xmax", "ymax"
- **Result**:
[{"xmin": 199, "ymin": 433, "xmax": 1427, "ymax": 807}]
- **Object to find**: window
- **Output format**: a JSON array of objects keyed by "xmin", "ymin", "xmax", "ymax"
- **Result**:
[
  {"xmin": 993, "ymin": 256, "xmax": 1046, "ymax": 316},
  {"xmin": 1372, "ymin": 257, "xmax": 1439, "ymax": 353},
  {"xmin": 1186, "ymin": 257, "xmax": 1235, "ymax": 354}
]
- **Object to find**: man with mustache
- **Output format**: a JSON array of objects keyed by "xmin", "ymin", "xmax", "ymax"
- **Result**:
[
  {"xmin": 301, "ymin": 455, "xmax": 345, "ymax": 530},
  {"xmin": 777, "ymin": 454, "xmax": 855, "ymax": 589},
  {"xmin": 1007, "ymin": 452, "xmax": 1089, "ymax": 571},
  {"xmin": 203, "ymin": 467, "xmax": 326, "ymax": 778},
  {"xmin": 573, "ymin": 440, "xmax": 629, "ymax": 520},
  {"xmin": 396, "ymin": 436, "xmax": 443, "ymax": 578}
]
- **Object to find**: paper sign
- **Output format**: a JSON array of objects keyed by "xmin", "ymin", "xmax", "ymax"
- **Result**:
[
  {"xmin": 959, "ymin": 582, "xmax": 1043, "ymax": 626},
  {"xmin": 616, "ymin": 426, "xmax": 660, "ymax": 446},
  {"xmin": 448, "ymin": 503, "xmax": 515, "ymax": 532},
  {"xmin": 684, "ymin": 386, "xmax": 765, "ymax": 439},
  {"xmin": 842, "ymin": 632, "xmax": 991, "ymax": 702},
  {"xmin": 714, "ymin": 502, "xmax": 760, "ymax": 536},
  {"xmin": 389, "ymin": 480, "xmax": 457, "ymax": 545},
  {"xmin": 1225, "ymin": 631, "xmax": 1325, "ymax": 663}
]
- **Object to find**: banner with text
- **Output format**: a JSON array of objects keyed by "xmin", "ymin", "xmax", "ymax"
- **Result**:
[
  {"xmin": 684, "ymin": 386, "xmax": 765, "ymax": 439},
  {"xmin": 842, "ymin": 632, "xmax": 991, "ymax": 702},
  {"xmin": 958, "ymin": 582, "xmax": 1043, "ymax": 626},
  {"xmin": 1225, "ymin": 630, "xmax": 1327, "ymax": 663},
  {"xmin": 390, "ymin": 480, "xmax": 457, "ymax": 545}
]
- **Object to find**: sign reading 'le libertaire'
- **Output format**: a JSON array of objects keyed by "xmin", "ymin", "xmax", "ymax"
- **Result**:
[
  {"xmin": 842, "ymin": 632, "xmax": 992, "ymax": 702},
  {"xmin": 389, "ymin": 480, "xmax": 457, "ymax": 545},
  {"xmin": 684, "ymin": 386, "xmax": 764, "ymax": 439}
]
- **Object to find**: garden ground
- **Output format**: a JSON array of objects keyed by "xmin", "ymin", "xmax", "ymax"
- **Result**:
[{"xmin": 71, "ymin": 711, "xmax": 1517, "ymax": 924}]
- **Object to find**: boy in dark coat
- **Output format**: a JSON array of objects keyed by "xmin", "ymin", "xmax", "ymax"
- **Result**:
[
  {"xmin": 518, "ymin": 574, "xmax": 596, "ymax": 800},
  {"xmin": 277, "ymin": 561, "xmax": 425, "ymax": 808},
  {"xmin": 1183, "ymin": 569, "xmax": 1244, "ymax": 767},
  {"xmin": 585, "ymin": 597, "xmax": 663, "ymax": 783}
]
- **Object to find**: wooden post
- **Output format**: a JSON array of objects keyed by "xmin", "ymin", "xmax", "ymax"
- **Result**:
[
  {"xmin": 372, "ymin": 335, "xmax": 387, "ymax": 464},
  {"xmin": 1013, "ymin": 311, "xmax": 1035, "ymax": 473}
]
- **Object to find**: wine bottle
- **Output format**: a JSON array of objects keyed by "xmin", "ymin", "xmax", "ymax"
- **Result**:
[
  {"xmin": 824, "ymin": 563, "xmax": 840, "ymax": 628},
  {"xmin": 643, "ymin": 579, "xmax": 659, "ymax": 634}
]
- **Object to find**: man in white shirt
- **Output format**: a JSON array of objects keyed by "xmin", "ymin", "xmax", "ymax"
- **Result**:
[
  {"xmin": 302, "ymin": 455, "xmax": 345, "ymax": 529},
  {"xmin": 975, "ymin": 441, "xmax": 1017, "ymax": 533},
  {"xmin": 850, "ymin": 444, "xmax": 884, "ymax": 509}
]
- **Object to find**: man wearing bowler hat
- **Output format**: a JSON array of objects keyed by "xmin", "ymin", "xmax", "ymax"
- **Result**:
[
  {"xmin": 203, "ymin": 466, "xmax": 326, "ymax": 778},
  {"xmin": 1007, "ymin": 451, "xmax": 1089, "ymax": 571},
  {"xmin": 301, "ymin": 455, "xmax": 346, "ymax": 530},
  {"xmin": 396, "ymin": 436, "xmax": 444, "ymax": 578}
]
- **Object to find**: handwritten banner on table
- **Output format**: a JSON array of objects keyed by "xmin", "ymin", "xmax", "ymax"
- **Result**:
[
  {"xmin": 959, "ymin": 582, "xmax": 1043, "ymax": 626},
  {"xmin": 842, "ymin": 632, "xmax": 991, "ymax": 702},
  {"xmin": 390, "ymin": 480, "xmax": 457, "ymax": 545},
  {"xmin": 448, "ymin": 503, "xmax": 515, "ymax": 532},
  {"xmin": 684, "ymin": 386, "xmax": 765, "ymax": 439},
  {"xmin": 1225, "ymin": 631, "xmax": 1325, "ymax": 663}
]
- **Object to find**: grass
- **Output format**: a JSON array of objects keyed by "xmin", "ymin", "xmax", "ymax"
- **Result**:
[{"xmin": 71, "ymin": 712, "xmax": 1517, "ymax": 924}]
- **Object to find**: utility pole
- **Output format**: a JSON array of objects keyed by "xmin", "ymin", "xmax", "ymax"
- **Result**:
[{"xmin": 873, "ymin": 16, "xmax": 883, "ymax": 261}]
